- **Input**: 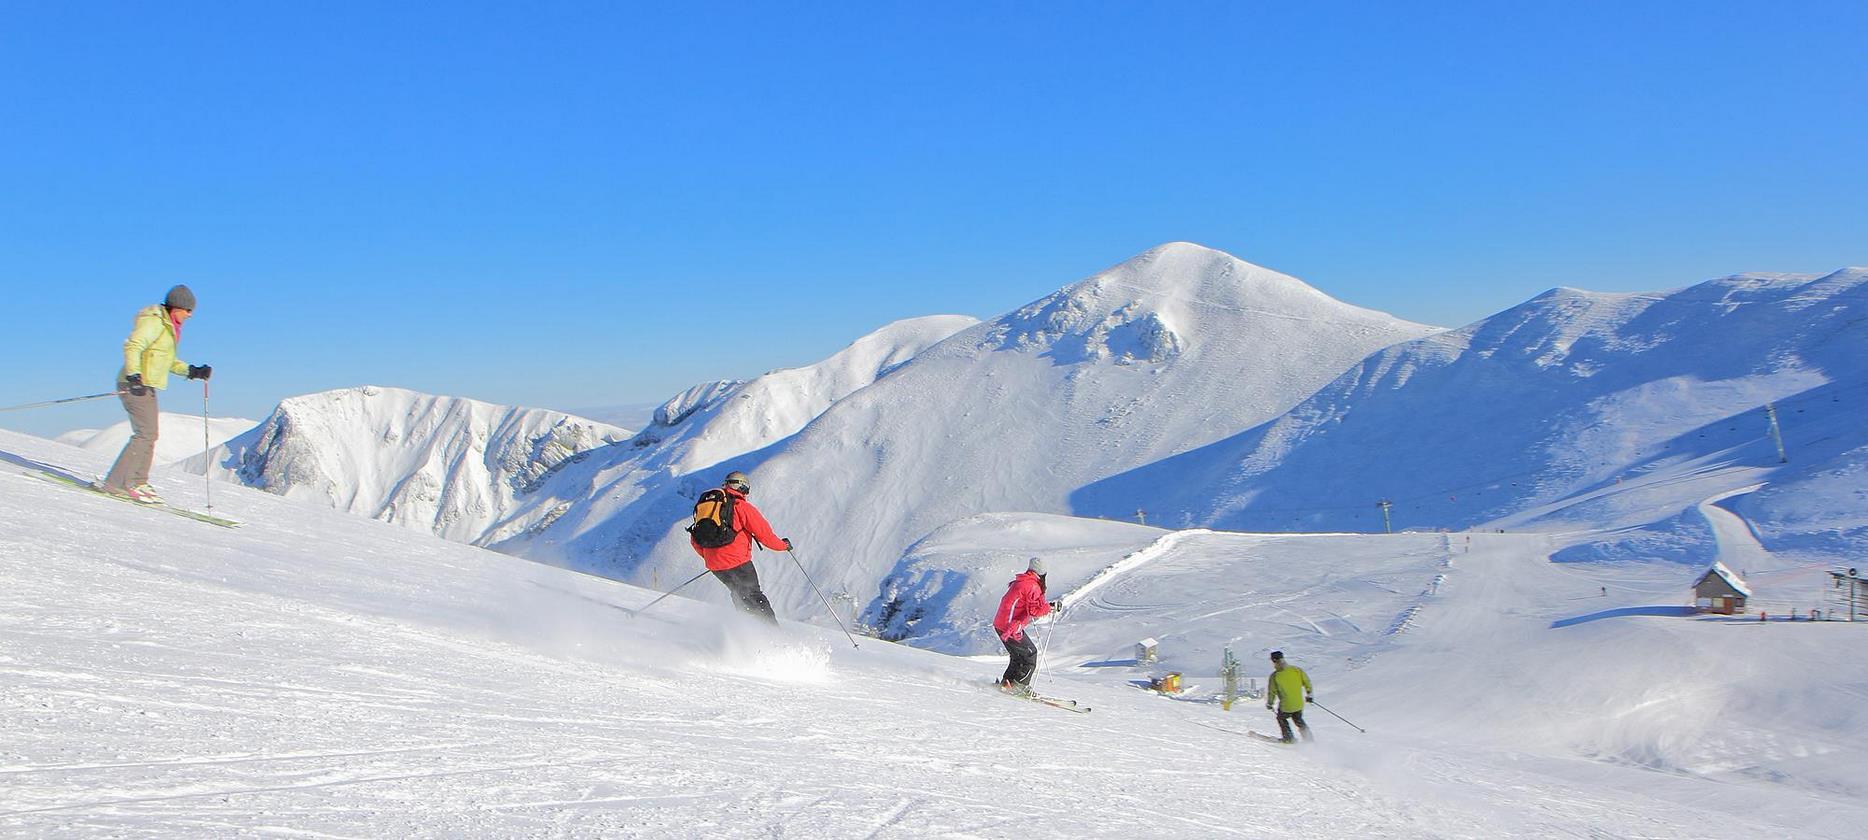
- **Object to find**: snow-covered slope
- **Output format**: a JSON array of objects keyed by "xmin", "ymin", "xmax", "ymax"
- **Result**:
[
  {"xmin": 56, "ymin": 412, "xmax": 257, "ymax": 465},
  {"xmin": 1077, "ymin": 268, "xmax": 1868, "ymax": 562},
  {"xmin": 473, "ymin": 314, "xmax": 980, "ymax": 552},
  {"xmin": 5, "ymin": 428, "xmax": 1862, "ymax": 837},
  {"xmin": 622, "ymin": 314, "xmax": 982, "ymax": 474},
  {"xmin": 507, "ymin": 243, "xmax": 1438, "ymax": 619},
  {"xmin": 187, "ymin": 386, "xmax": 628, "ymax": 542}
]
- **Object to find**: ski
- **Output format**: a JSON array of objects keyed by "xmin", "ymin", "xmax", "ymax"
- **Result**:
[
  {"xmin": 1023, "ymin": 692, "xmax": 1092, "ymax": 713},
  {"xmin": 996, "ymin": 684, "xmax": 1091, "ymax": 713},
  {"xmin": 1189, "ymin": 721, "xmax": 1292, "ymax": 744},
  {"xmin": 27, "ymin": 471, "xmax": 243, "ymax": 528}
]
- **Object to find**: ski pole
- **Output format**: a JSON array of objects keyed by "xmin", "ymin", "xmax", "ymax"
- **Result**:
[
  {"xmin": 1037, "ymin": 598, "xmax": 1069, "ymax": 670},
  {"xmin": 787, "ymin": 547, "xmax": 860, "ymax": 648},
  {"xmin": 629, "ymin": 570, "xmax": 711, "ymax": 619},
  {"xmin": 0, "ymin": 391, "xmax": 124, "ymax": 413},
  {"xmin": 1309, "ymin": 699, "xmax": 1366, "ymax": 733},
  {"xmin": 201, "ymin": 380, "xmax": 213, "ymax": 512}
]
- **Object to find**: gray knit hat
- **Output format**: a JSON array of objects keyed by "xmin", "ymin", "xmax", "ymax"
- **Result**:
[
  {"xmin": 164, "ymin": 284, "xmax": 196, "ymax": 311},
  {"xmin": 1027, "ymin": 557, "xmax": 1045, "ymax": 575}
]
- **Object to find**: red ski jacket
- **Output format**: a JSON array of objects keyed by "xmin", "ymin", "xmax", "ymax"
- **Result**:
[
  {"xmin": 690, "ymin": 486, "xmax": 788, "ymax": 572},
  {"xmin": 993, "ymin": 570, "xmax": 1052, "ymax": 642}
]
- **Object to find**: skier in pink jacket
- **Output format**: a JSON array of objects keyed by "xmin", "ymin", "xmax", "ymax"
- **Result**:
[{"xmin": 993, "ymin": 557, "xmax": 1058, "ymax": 693}]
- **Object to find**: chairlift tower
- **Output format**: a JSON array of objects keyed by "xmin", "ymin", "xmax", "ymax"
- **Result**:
[
  {"xmin": 1377, "ymin": 499, "xmax": 1394, "ymax": 534},
  {"xmin": 1765, "ymin": 403, "xmax": 1789, "ymax": 464},
  {"xmin": 1220, "ymin": 647, "xmax": 1242, "ymax": 710}
]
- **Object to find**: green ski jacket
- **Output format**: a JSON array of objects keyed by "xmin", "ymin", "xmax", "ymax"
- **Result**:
[{"xmin": 1269, "ymin": 665, "xmax": 1312, "ymax": 712}]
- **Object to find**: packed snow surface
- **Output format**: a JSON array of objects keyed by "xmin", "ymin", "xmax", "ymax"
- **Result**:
[{"xmin": 4, "ymin": 428, "xmax": 1864, "ymax": 837}]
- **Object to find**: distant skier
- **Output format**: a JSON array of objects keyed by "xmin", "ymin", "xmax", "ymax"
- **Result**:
[
  {"xmin": 687, "ymin": 470, "xmax": 788, "ymax": 625},
  {"xmin": 993, "ymin": 557, "xmax": 1059, "ymax": 693},
  {"xmin": 1265, "ymin": 650, "xmax": 1314, "ymax": 743},
  {"xmin": 99, "ymin": 285, "xmax": 211, "ymax": 504}
]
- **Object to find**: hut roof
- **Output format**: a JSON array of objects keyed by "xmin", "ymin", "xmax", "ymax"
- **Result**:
[{"xmin": 1694, "ymin": 561, "xmax": 1753, "ymax": 597}]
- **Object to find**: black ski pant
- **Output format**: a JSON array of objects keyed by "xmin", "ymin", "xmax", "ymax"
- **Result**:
[
  {"xmin": 1000, "ymin": 633, "xmax": 1038, "ymax": 687},
  {"xmin": 712, "ymin": 562, "xmax": 778, "ymax": 625},
  {"xmin": 1276, "ymin": 710, "xmax": 1313, "ymax": 743}
]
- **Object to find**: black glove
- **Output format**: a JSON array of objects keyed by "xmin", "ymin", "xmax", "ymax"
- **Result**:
[
  {"xmin": 1050, "ymin": 600, "xmax": 1062, "ymax": 611},
  {"xmin": 782, "ymin": 538, "xmax": 793, "ymax": 550},
  {"xmin": 187, "ymin": 364, "xmax": 212, "ymax": 381},
  {"xmin": 124, "ymin": 374, "xmax": 147, "ymax": 396},
  {"xmin": 1307, "ymin": 695, "xmax": 1315, "ymax": 703}
]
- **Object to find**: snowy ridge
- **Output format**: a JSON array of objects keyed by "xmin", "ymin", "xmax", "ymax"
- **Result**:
[
  {"xmin": 187, "ymin": 386, "xmax": 628, "ymax": 542},
  {"xmin": 1077, "ymin": 268, "xmax": 1868, "ymax": 565},
  {"xmin": 626, "ymin": 314, "xmax": 981, "ymax": 473},
  {"xmin": 472, "ymin": 314, "xmax": 979, "ymax": 556}
]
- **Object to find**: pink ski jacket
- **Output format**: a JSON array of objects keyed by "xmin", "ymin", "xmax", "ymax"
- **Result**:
[{"xmin": 993, "ymin": 570, "xmax": 1052, "ymax": 642}]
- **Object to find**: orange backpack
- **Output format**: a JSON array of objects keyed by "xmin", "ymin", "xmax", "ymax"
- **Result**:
[{"xmin": 687, "ymin": 488, "xmax": 738, "ymax": 548}]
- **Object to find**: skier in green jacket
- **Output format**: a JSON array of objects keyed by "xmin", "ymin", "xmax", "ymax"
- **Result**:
[
  {"xmin": 1265, "ymin": 650, "xmax": 1314, "ymax": 743},
  {"xmin": 99, "ymin": 285, "xmax": 211, "ymax": 504}
]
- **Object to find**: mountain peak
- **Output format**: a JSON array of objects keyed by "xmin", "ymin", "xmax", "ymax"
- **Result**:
[{"xmin": 986, "ymin": 243, "xmax": 1428, "ymax": 366}]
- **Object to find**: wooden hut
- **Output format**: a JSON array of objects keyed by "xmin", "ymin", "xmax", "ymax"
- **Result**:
[{"xmin": 1693, "ymin": 562, "xmax": 1751, "ymax": 615}]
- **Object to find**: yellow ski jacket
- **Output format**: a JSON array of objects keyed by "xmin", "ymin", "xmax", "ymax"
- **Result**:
[{"xmin": 121, "ymin": 305, "xmax": 191, "ymax": 390}]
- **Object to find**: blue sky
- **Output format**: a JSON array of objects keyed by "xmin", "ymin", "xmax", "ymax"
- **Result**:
[{"xmin": 3, "ymin": 2, "xmax": 1863, "ymax": 437}]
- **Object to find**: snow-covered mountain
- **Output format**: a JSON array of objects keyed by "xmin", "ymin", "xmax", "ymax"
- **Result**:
[
  {"xmin": 621, "ymin": 313, "xmax": 982, "ymax": 474},
  {"xmin": 57, "ymin": 412, "xmax": 257, "ymax": 466},
  {"xmin": 500, "ymin": 243, "xmax": 1439, "ymax": 618},
  {"xmin": 1076, "ymin": 268, "xmax": 1868, "ymax": 564},
  {"xmin": 187, "ymin": 386, "xmax": 629, "ymax": 542},
  {"xmin": 468, "ymin": 314, "xmax": 981, "ymax": 552}
]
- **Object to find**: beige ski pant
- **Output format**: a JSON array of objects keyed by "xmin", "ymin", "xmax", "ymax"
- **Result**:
[{"xmin": 103, "ymin": 375, "xmax": 159, "ymax": 491}]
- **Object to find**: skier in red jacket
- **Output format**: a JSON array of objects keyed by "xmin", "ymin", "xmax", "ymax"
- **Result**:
[
  {"xmin": 689, "ymin": 470, "xmax": 790, "ymax": 625},
  {"xmin": 993, "ymin": 558, "xmax": 1058, "ymax": 692}
]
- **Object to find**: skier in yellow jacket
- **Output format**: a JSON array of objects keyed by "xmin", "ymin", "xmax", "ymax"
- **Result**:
[
  {"xmin": 99, "ymin": 285, "xmax": 211, "ymax": 504},
  {"xmin": 1264, "ymin": 650, "xmax": 1314, "ymax": 743}
]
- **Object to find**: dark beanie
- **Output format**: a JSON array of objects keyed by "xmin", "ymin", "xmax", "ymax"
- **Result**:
[{"xmin": 165, "ymin": 284, "xmax": 196, "ymax": 311}]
